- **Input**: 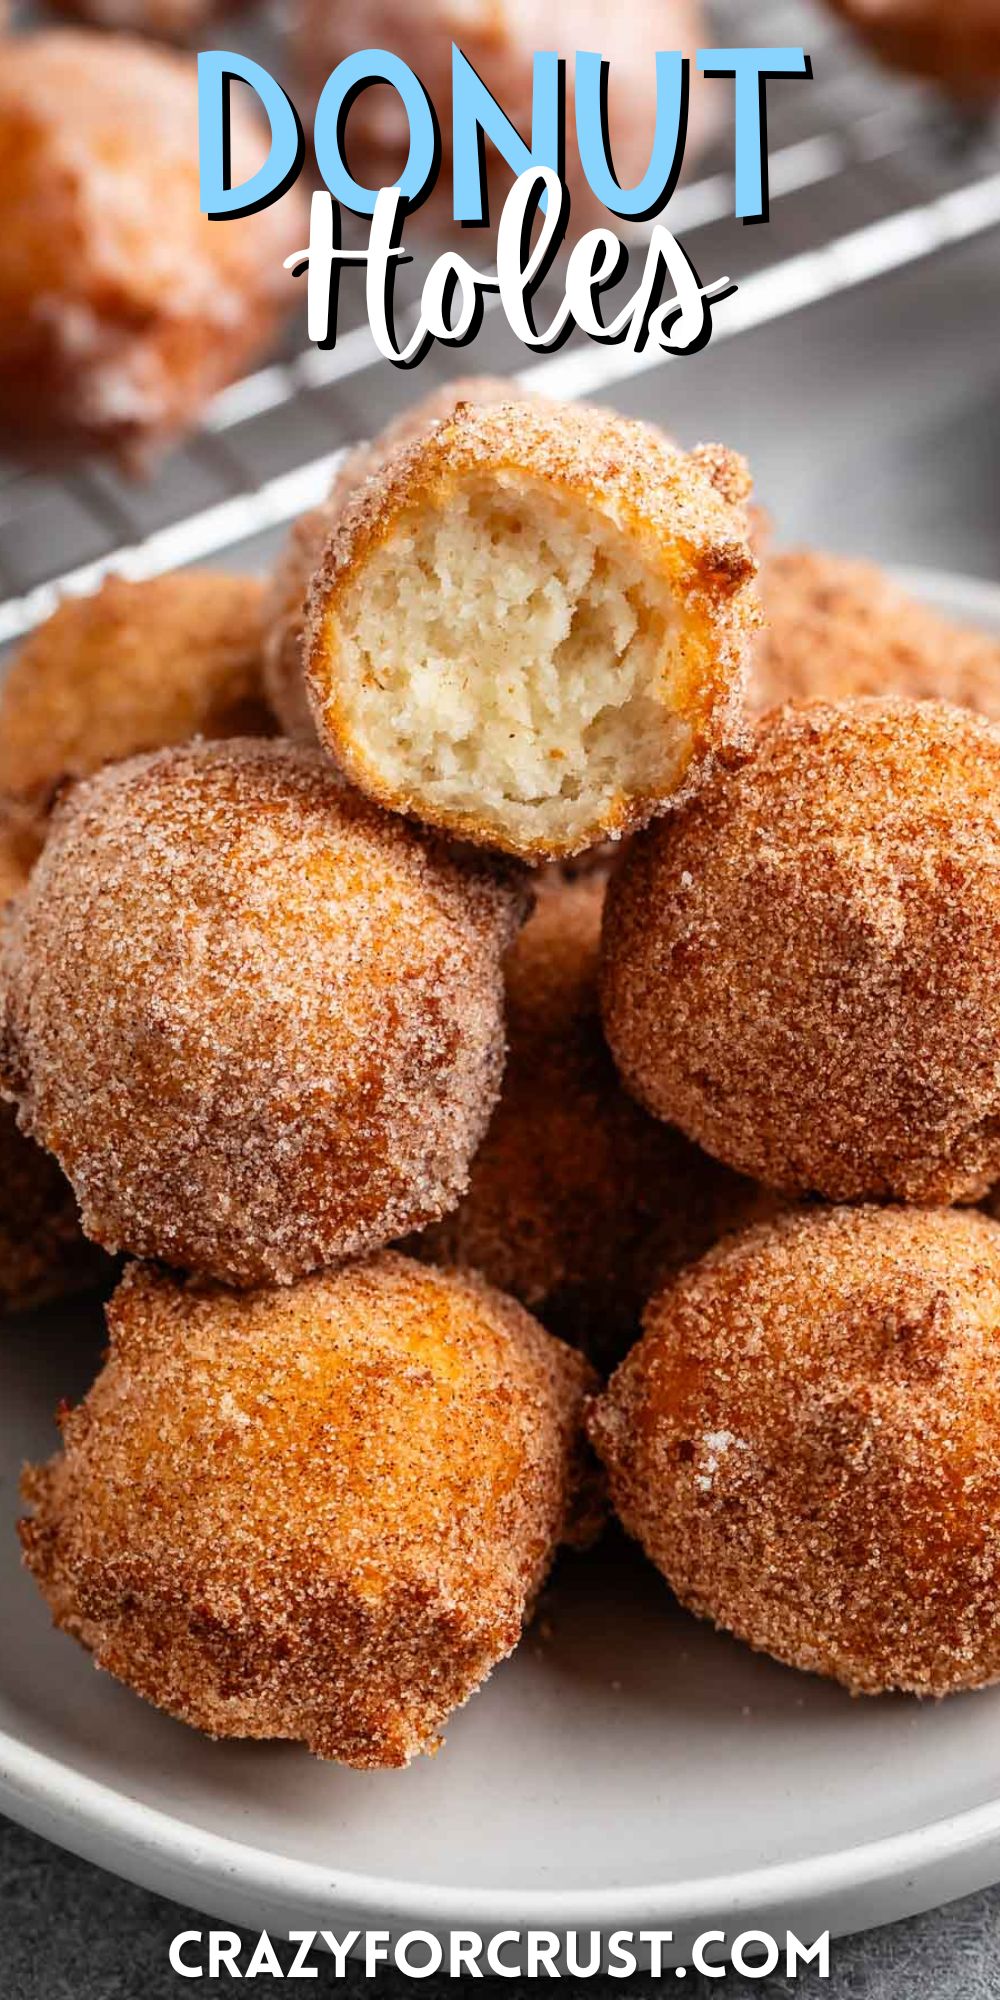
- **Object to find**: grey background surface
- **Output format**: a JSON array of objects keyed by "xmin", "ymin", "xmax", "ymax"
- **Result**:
[{"xmin": 4, "ymin": 1811, "xmax": 1000, "ymax": 1999}]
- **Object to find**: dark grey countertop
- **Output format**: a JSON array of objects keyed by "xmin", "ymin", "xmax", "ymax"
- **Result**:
[
  {"xmin": 3, "ymin": 174, "xmax": 1000, "ymax": 2000},
  {"xmin": 5, "ymin": 1815, "xmax": 1000, "ymax": 1999}
]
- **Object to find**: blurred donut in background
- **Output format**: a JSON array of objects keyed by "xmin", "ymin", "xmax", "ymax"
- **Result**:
[
  {"xmin": 0, "ymin": 573, "xmax": 273, "ymax": 819},
  {"xmin": 3, "ymin": 821, "xmax": 38, "ymax": 904},
  {"xmin": 825, "ymin": 0, "xmax": 1000, "ymax": 96},
  {"xmin": 49, "ymin": 0, "xmax": 247, "ymax": 38},
  {"xmin": 753, "ymin": 550, "xmax": 1000, "ymax": 717},
  {"xmin": 293, "ymin": 0, "xmax": 718, "ymax": 237},
  {"xmin": 0, "ymin": 30, "xmax": 307, "ymax": 467}
]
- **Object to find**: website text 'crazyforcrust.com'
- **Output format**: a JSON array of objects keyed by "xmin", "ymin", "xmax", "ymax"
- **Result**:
[{"xmin": 168, "ymin": 1928, "xmax": 832, "ymax": 1980}]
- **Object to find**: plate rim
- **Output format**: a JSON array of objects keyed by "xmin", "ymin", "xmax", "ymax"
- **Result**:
[
  {"xmin": 5, "ymin": 557, "xmax": 1000, "ymax": 1934},
  {"xmin": 6, "ymin": 1717, "xmax": 1000, "ymax": 1929}
]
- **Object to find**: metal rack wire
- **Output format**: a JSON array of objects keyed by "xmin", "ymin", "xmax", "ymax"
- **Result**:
[{"xmin": 1, "ymin": 0, "xmax": 998, "ymax": 645}]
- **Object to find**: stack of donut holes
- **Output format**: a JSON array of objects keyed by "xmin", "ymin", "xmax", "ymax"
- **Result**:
[{"xmin": 8, "ymin": 372, "xmax": 1000, "ymax": 1772}]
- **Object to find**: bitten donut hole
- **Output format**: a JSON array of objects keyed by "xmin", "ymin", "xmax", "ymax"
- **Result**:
[{"xmin": 329, "ymin": 476, "xmax": 691, "ymax": 853}]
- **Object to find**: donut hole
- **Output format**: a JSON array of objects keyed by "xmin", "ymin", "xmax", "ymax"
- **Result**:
[{"xmin": 325, "ymin": 476, "xmax": 693, "ymax": 854}]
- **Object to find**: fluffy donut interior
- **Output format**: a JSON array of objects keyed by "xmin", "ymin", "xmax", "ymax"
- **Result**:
[{"xmin": 328, "ymin": 474, "xmax": 694, "ymax": 851}]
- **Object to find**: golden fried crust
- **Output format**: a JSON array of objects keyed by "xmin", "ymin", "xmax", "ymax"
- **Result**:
[
  {"xmin": 0, "ymin": 31, "xmax": 306, "ymax": 465},
  {"xmin": 827, "ymin": 0, "xmax": 1000, "ymax": 93},
  {"xmin": 754, "ymin": 550, "xmax": 1000, "ymax": 717},
  {"xmin": 305, "ymin": 399, "xmax": 759, "ymax": 861},
  {"xmin": 412, "ymin": 877, "xmax": 782, "ymax": 1369},
  {"xmin": 0, "ymin": 573, "xmax": 273, "ymax": 813},
  {"xmin": 21, "ymin": 1254, "xmax": 597, "ymax": 1766},
  {"xmin": 601, "ymin": 697, "xmax": 1000, "ymax": 1205},
  {"xmin": 589, "ymin": 1205, "xmax": 1000, "ymax": 1697},
  {"xmin": 262, "ymin": 378, "xmax": 524, "ymax": 743},
  {"xmin": 0, "ymin": 739, "xmax": 526, "ymax": 1285}
]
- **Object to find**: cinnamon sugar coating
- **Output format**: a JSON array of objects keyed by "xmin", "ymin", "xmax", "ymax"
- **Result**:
[
  {"xmin": 306, "ymin": 399, "xmax": 758, "ymax": 861},
  {"xmin": 0, "ymin": 740, "xmax": 525, "ymax": 1285},
  {"xmin": 263, "ymin": 376, "xmax": 523, "ymax": 743},
  {"xmin": 826, "ymin": 0, "xmax": 1000, "ymax": 94},
  {"xmin": 0, "ymin": 572, "xmax": 273, "ymax": 815},
  {"xmin": 602, "ymin": 698, "xmax": 1000, "ymax": 1205},
  {"xmin": 0, "ymin": 30, "xmax": 306, "ymax": 466},
  {"xmin": 413, "ymin": 876, "xmax": 781, "ymax": 1368},
  {"xmin": 754, "ymin": 550, "xmax": 1000, "ymax": 718},
  {"xmin": 21, "ymin": 1254, "xmax": 597, "ymax": 1766},
  {"xmin": 589, "ymin": 1204, "xmax": 1000, "ymax": 1696}
]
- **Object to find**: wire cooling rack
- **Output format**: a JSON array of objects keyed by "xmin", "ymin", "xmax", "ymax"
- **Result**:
[{"xmin": 1, "ymin": 0, "xmax": 998, "ymax": 644}]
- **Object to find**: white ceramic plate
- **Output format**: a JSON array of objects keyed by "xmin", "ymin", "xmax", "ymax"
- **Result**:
[{"xmin": 5, "ymin": 567, "xmax": 1000, "ymax": 1960}]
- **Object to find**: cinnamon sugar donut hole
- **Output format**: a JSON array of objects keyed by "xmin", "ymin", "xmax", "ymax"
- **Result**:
[
  {"xmin": 826, "ymin": 0, "xmax": 1000, "ymax": 95},
  {"xmin": 0, "ymin": 818, "xmax": 110, "ymax": 1313},
  {"xmin": 602, "ymin": 698, "xmax": 1000, "ymax": 1206},
  {"xmin": 754, "ymin": 550, "xmax": 1000, "ymax": 718},
  {"xmin": 51, "ymin": 0, "xmax": 246, "ymax": 39},
  {"xmin": 305, "ymin": 400, "xmax": 758, "ymax": 861},
  {"xmin": 0, "ymin": 573, "xmax": 272, "ymax": 817},
  {"xmin": 0, "ymin": 31, "xmax": 307, "ymax": 466},
  {"xmin": 21, "ymin": 1253, "xmax": 596, "ymax": 1766},
  {"xmin": 294, "ymin": 0, "xmax": 717, "ymax": 238},
  {"xmin": 263, "ymin": 376, "xmax": 524, "ymax": 744},
  {"xmin": 0, "ymin": 740, "xmax": 525, "ymax": 1286},
  {"xmin": 264, "ymin": 379, "xmax": 681, "ymax": 753},
  {"xmin": 589, "ymin": 1204, "xmax": 1000, "ymax": 1697},
  {"xmin": 413, "ymin": 875, "xmax": 781, "ymax": 1368}
]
